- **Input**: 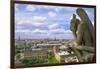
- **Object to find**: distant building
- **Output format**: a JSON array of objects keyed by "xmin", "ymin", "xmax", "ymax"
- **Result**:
[
  {"xmin": 54, "ymin": 45, "xmax": 78, "ymax": 63},
  {"xmin": 24, "ymin": 48, "xmax": 48, "ymax": 59},
  {"xmin": 24, "ymin": 44, "xmax": 61, "ymax": 59},
  {"xmin": 36, "ymin": 44, "xmax": 61, "ymax": 51}
]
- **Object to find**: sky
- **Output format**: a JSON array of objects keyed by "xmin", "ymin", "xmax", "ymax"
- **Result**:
[{"xmin": 15, "ymin": 4, "xmax": 94, "ymax": 40}]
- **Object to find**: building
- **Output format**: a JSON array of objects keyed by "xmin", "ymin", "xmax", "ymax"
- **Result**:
[
  {"xmin": 54, "ymin": 45, "xmax": 78, "ymax": 63},
  {"xmin": 24, "ymin": 43, "xmax": 62, "ymax": 60},
  {"xmin": 36, "ymin": 44, "xmax": 61, "ymax": 51},
  {"xmin": 24, "ymin": 48, "xmax": 48, "ymax": 59}
]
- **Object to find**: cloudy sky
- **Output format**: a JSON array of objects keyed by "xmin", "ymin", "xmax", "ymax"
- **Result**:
[{"xmin": 15, "ymin": 4, "xmax": 94, "ymax": 39}]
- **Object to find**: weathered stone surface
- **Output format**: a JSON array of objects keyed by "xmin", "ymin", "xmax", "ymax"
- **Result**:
[
  {"xmin": 70, "ymin": 14, "xmax": 80, "ymax": 38},
  {"xmin": 69, "ymin": 8, "xmax": 94, "ymax": 62},
  {"xmin": 76, "ymin": 8, "xmax": 94, "ymax": 46}
]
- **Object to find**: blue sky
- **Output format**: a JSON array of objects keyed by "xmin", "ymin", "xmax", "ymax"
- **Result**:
[{"xmin": 15, "ymin": 4, "xmax": 94, "ymax": 39}]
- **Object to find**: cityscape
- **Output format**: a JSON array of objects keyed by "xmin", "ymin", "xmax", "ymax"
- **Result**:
[
  {"xmin": 14, "ymin": 3, "xmax": 95, "ymax": 67},
  {"xmin": 15, "ymin": 38, "xmax": 79, "ymax": 66}
]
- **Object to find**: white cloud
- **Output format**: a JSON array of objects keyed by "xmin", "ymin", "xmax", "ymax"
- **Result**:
[
  {"xmin": 42, "ymin": 6, "xmax": 63, "ymax": 13},
  {"xmin": 15, "ymin": 29, "xmax": 48, "ymax": 34},
  {"xmin": 66, "ymin": 7, "xmax": 77, "ymax": 12},
  {"xmin": 54, "ymin": 7, "xmax": 67, "ymax": 12},
  {"xmin": 32, "ymin": 16, "xmax": 47, "ymax": 26},
  {"xmin": 55, "ymin": 8, "xmax": 59, "ymax": 12},
  {"xmin": 47, "ymin": 29, "xmax": 73, "ymax": 39},
  {"xmin": 16, "ymin": 15, "xmax": 47, "ymax": 27},
  {"xmin": 42, "ymin": 5, "xmax": 59, "ymax": 9},
  {"xmin": 48, "ymin": 11, "xmax": 57, "ymax": 17},
  {"xmin": 54, "ymin": 7, "xmax": 63, "ymax": 12},
  {"xmin": 66, "ymin": 30, "xmax": 72, "ymax": 33},
  {"xmin": 33, "ymin": 16, "xmax": 47, "ymax": 23},
  {"xmin": 32, "ymin": 23, "xmax": 45, "ymax": 27},
  {"xmin": 48, "ymin": 24, "xmax": 72, "ymax": 34},
  {"xmin": 43, "ymin": 6, "xmax": 54, "ymax": 8},
  {"xmin": 15, "ymin": 28, "xmax": 72, "ymax": 35},
  {"xmin": 15, "ymin": 28, "xmax": 74, "ymax": 39},
  {"xmin": 16, "ymin": 18, "xmax": 30, "ymax": 24},
  {"xmin": 49, "ymin": 28, "xmax": 65, "ymax": 34},
  {"xmin": 33, "ymin": 29, "xmax": 40, "ymax": 33},
  {"xmin": 32, "ymin": 29, "xmax": 48, "ymax": 34},
  {"xmin": 49, "ymin": 28, "xmax": 69, "ymax": 34},
  {"xmin": 48, "ymin": 23, "xmax": 59, "ymax": 29},
  {"xmin": 26, "ymin": 5, "xmax": 36, "ymax": 12},
  {"xmin": 15, "ymin": 29, "xmax": 31, "ymax": 33}
]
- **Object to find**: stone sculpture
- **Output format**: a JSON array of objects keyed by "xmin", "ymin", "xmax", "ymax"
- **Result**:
[{"xmin": 70, "ymin": 14, "xmax": 80, "ymax": 38}]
